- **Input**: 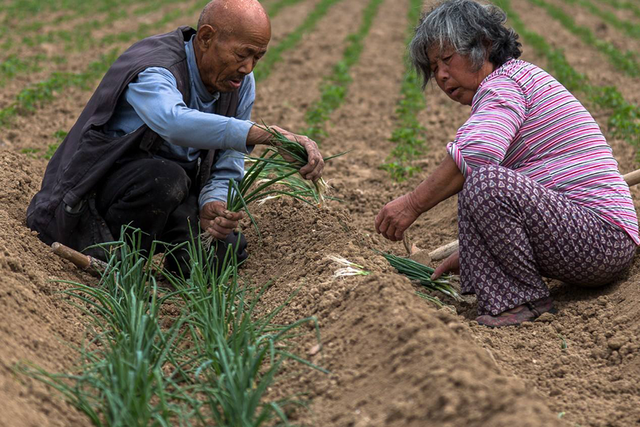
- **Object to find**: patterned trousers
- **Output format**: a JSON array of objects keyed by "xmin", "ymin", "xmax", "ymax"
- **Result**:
[{"xmin": 458, "ymin": 165, "xmax": 636, "ymax": 316}]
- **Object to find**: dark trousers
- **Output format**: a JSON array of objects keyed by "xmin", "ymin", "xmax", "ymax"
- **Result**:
[{"xmin": 94, "ymin": 156, "xmax": 247, "ymax": 274}]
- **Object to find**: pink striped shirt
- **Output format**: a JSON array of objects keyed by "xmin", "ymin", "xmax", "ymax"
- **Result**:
[{"xmin": 447, "ymin": 59, "xmax": 639, "ymax": 244}]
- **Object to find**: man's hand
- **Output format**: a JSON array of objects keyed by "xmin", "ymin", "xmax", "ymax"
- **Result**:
[
  {"xmin": 374, "ymin": 193, "xmax": 422, "ymax": 241},
  {"xmin": 270, "ymin": 126, "xmax": 324, "ymax": 181},
  {"xmin": 200, "ymin": 201, "xmax": 244, "ymax": 240},
  {"xmin": 431, "ymin": 250, "xmax": 460, "ymax": 279},
  {"xmin": 247, "ymin": 124, "xmax": 325, "ymax": 181}
]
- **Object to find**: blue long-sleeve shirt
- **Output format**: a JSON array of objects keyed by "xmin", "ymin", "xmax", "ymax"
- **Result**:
[{"xmin": 104, "ymin": 35, "xmax": 255, "ymax": 208}]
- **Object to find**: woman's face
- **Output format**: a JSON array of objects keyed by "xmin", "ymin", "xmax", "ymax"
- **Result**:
[{"xmin": 427, "ymin": 44, "xmax": 494, "ymax": 106}]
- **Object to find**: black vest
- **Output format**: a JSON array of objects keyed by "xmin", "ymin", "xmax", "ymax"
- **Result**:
[{"xmin": 27, "ymin": 26, "xmax": 240, "ymax": 252}]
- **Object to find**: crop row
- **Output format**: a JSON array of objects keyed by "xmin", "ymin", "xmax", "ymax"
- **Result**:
[
  {"xmin": 2, "ymin": 0, "xmax": 148, "ymax": 44},
  {"xmin": 559, "ymin": 0, "xmax": 640, "ymax": 39},
  {"xmin": 0, "ymin": 0, "xmax": 204, "ymax": 86},
  {"xmin": 495, "ymin": 0, "xmax": 640, "ymax": 149},
  {"xmin": 601, "ymin": 0, "xmax": 640, "ymax": 18},
  {"xmin": 0, "ymin": 0, "xmax": 294, "ymax": 86},
  {"xmin": 254, "ymin": 0, "xmax": 345, "ymax": 82},
  {"xmin": 18, "ymin": 0, "xmax": 185, "ymax": 50},
  {"xmin": 597, "ymin": 0, "xmax": 640, "ymax": 19},
  {"xmin": 380, "ymin": 0, "xmax": 427, "ymax": 181},
  {"xmin": 302, "ymin": 0, "xmax": 385, "ymax": 141},
  {"xmin": 0, "ymin": 0, "xmax": 323, "ymax": 132},
  {"xmin": 0, "ymin": 0, "xmax": 155, "ymax": 45},
  {"xmin": 527, "ymin": 0, "xmax": 640, "ymax": 77},
  {"xmin": 25, "ymin": 230, "xmax": 324, "ymax": 426},
  {"xmin": 0, "ymin": 0, "xmax": 208, "ymax": 129}
]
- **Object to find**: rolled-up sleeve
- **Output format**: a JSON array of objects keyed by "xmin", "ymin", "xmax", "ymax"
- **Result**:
[
  {"xmin": 446, "ymin": 76, "xmax": 527, "ymax": 179},
  {"xmin": 125, "ymin": 67, "xmax": 253, "ymax": 154}
]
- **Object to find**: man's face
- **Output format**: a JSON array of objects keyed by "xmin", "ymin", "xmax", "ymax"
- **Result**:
[{"xmin": 195, "ymin": 24, "xmax": 270, "ymax": 93}]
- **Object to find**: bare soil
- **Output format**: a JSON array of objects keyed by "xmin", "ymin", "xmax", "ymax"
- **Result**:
[{"xmin": 2, "ymin": 0, "xmax": 640, "ymax": 426}]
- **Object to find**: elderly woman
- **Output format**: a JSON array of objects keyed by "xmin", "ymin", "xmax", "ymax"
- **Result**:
[{"xmin": 375, "ymin": 0, "xmax": 639, "ymax": 327}]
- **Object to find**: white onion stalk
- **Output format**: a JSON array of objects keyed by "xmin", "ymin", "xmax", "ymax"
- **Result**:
[{"xmin": 328, "ymin": 255, "xmax": 370, "ymax": 277}]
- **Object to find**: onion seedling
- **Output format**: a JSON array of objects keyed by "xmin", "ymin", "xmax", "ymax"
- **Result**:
[
  {"xmin": 328, "ymin": 255, "xmax": 371, "ymax": 277},
  {"xmin": 257, "ymin": 123, "xmax": 348, "ymax": 207},
  {"xmin": 379, "ymin": 252, "xmax": 461, "ymax": 301}
]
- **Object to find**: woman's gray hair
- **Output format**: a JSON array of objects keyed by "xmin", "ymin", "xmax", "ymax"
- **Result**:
[{"xmin": 409, "ymin": 0, "xmax": 522, "ymax": 88}]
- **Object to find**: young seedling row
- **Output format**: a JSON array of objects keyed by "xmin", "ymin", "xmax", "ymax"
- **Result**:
[
  {"xmin": 380, "ymin": 0, "xmax": 428, "ymax": 181},
  {"xmin": 254, "ymin": 0, "xmax": 345, "ymax": 82},
  {"xmin": 598, "ymin": 0, "xmax": 640, "ymax": 19},
  {"xmin": 527, "ymin": 0, "xmax": 640, "ymax": 77},
  {"xmin": 302, "ymin": 0, "xmax": 385, "ymax": 141},
  {"xmin": 559, "ymin": 0, "xmax": 640, "ymax": 39},
  {"xmin": 25, "ymin": 228, "xmax": 325, "ymax": 426},
  {"xmin": 0, "ymin": 0, "xmax": 326, "ymax": 131}
]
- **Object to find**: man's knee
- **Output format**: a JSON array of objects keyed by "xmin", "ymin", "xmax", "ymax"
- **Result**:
[{"xmin": 142, "ymin": 159, "xmax": 191, "ymax": 206}]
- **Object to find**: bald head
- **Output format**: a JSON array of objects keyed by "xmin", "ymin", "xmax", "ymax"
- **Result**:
[
  {"xmin": 197, "ymin": 0, "xmax": 270, "ymax": 38},
  {"xmin": 193, "ymin": 0, "xmax": 271, "ymax": 93}
]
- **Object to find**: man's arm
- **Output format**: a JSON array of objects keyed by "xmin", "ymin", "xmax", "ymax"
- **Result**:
[
  {"xmin": 126, "ymin": 68, "xmax": 323, "ymax": 180},
  {"xmin": 125, "ymin": 67, "xmax": 256, "ymax": 153},
  {"xmin": 199, "ymin": 73, "xmax": 257, "ymax": 209}
]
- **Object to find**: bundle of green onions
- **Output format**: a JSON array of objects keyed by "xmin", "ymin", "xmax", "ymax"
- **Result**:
[
  {"xmin": 379, "ymin": 252, "xmax": 461, "ymax": 301},
  {"xmin": 226, "ymin": 124, "xmax": 343, "ymax": 213},
  {"xmin": 258, "ymin": 124, "xmax": 337, "ymax": 207},
  {"xmin": 251, "ymin": 159, "xmax": 341, "ymax": 207},
  {"xmin": 201, "ymin": 125, "xmax": 343, "ymax": 247}
]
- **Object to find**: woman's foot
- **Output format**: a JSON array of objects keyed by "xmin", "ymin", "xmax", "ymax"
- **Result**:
[{"xmin": 476, "ymin": 296, "xmax": 555, "ymax": 327}]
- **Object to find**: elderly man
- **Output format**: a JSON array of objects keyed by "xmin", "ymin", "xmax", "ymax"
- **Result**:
[{"xmin": 27, "ymin": 0, "xmax": 323, "ymax": 272}]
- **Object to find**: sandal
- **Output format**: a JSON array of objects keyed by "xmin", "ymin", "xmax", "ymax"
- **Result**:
[{"xmin": 476, "ymin": 296, "xmax": 555, "ymax": 327}]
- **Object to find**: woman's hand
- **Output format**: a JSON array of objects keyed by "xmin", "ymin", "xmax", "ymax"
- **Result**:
[
  {"xmin": 375, "ymin": 155, "xmax": 465, "ymax": 242},
  {"xmin": 200, "ymin": 201, "xmax": 244, "ymax": 240},
  {"xmin": 270, "ymin": 126, "xmax": 324, "ymax": 182},
  {"xmin": 431, "ymin": 250, "xmax": 460, "ymax": 279},
  {"xmin": 375, "ymin": 193, "xmax": 422, "ymax": 241}
]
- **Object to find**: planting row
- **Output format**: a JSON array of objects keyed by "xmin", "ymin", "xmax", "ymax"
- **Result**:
[
  {"xmin": 0, "ymin": 0, "xmax": 312, "ymax": 133},
  {"xmin": 0, "ymin": 0, "xmax": 206, "ymax": 87},
  {"xmin": 526, "ymin": 0, "xmax": 640, "ymax": 77},
  {"xmin": 599, "ymin": 0, "xmax": 640, "ymax": 19},
  {"xmin": 301, "ymin": 0, "xmax": 385, "ymax": 141},
  {"xmin": 26, "ymin": 230, "xmax": 325, "ymax": 426},
  {"xmin": 380, "ymin": 0, "xmax": 428, "ymax": 181}
]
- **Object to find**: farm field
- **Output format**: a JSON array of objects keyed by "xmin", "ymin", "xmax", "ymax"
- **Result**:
[{"xmin": 1, "ymin": 0, "xmax": 640, "ymax": 425}]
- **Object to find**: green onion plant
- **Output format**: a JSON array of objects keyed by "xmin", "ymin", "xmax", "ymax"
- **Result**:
[
  {"xmin": 379, "ymin": 251, "xmax": 461, "ymax": 301},
  {"xmin": 21, "ymin": 228, "xmax": 193, "ymax": 427},
  {"xmin": 24, "ymin": 228, "xmax": 329, "ymax": 426},
  {"xmin": 162, "ymin": 234, "xmax": 328, "ymax": 426}
]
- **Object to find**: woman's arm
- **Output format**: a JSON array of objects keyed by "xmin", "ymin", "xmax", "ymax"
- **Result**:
[{"xmin": 375, "ymin": 155, "xmax": 464, "ymax": 241}]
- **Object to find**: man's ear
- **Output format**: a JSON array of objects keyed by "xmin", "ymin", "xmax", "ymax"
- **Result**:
[{"xmin": 197, "ymin": 24, "xmax": 216, "ymax": 49}]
